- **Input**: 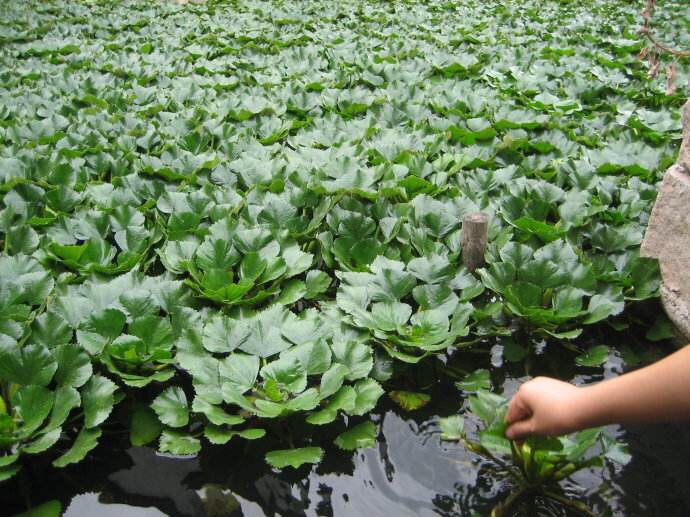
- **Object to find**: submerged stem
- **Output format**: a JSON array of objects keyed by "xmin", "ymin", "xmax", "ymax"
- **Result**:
[
  {"xmin": 490, "ymin": 485, "xmax": 529, "ymax": 517},
  {"xmin": 542, "ymin": 489, "xmax": 597, "ymax": 517}
]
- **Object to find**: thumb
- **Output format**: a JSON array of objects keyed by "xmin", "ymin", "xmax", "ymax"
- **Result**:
[
  {"xmin": 505, "ymin": 419, "xmax": 534, "ymax": 440},
  {"xmin": 506, "ymin": 394, "xmax": 531, "ymax": 425}
]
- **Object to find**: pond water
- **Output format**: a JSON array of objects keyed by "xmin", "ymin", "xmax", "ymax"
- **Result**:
[{"xmin": 4, "ymin": 313, "xmax": 690, "ymax": 517}]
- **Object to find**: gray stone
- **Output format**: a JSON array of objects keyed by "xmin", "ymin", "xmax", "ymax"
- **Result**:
[
  {"xmin": 661, "ymin": 282, "xmax": 690, "ymax": 343},
  {"xmin": 640, "ymin": 140, "xmax": 690, "ymax": 340},
  {"xmin": 640, "ymin": 164, "xmax": 690, "ymax": 263},
  {"xmin": 681, "ymin": 99, "xmax": 690, "ymax": 171}
]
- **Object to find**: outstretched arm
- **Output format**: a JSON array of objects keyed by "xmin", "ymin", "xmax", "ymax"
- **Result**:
[{"xmin": 505, "ymin": 344, "xmax": 690, "ymax": 440}]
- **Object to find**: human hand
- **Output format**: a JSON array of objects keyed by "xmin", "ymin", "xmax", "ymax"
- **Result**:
[{"xmin": 505, "ymin": 377, "xmax": 587, "ymax": 440}]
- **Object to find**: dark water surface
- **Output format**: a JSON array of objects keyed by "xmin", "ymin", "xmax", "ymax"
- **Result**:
[{"xmin": 4, "ymin": 323, "xmax": 690, "ymax": 517}]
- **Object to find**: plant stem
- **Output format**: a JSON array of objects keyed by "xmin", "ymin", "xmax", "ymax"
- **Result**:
[
  {"xmin": 490, "ymin": 485, "xmax": 529, "ymax": 517},
  {"xmin": 17, "ymin": 294, "xmax": 52, "ymax": 347},
  {"xmin": 542, "ymin": 489, "xmax": 598, "ymax": 517},
  {"xmin": 642, "ymin": 30, "xmax": 690, "ymax": 58}
]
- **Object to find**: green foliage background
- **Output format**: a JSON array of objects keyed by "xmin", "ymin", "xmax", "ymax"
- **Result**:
[{"xmin": 0, "ymin": 0, "xmax": 687, "ymax": 476}]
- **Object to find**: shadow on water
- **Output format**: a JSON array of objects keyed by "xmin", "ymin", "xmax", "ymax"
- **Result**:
[{"xmin": 4, "ymin": 313, "xmax": 690, "ymax": 516}]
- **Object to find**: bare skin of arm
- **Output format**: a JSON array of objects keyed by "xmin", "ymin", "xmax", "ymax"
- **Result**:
[{"xmin": 505, "ymin": 344, "xmax": 690, "ymax": 440}]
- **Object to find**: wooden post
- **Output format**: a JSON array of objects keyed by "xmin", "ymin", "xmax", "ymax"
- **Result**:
[{"xmin": 461, "ymin": 212, "xmax": 488, "ymax": 272}]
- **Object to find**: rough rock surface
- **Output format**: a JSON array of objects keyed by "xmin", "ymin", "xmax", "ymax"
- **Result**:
[
  {"xmin": 641, "ymin": 165, "xmax": 690, "ymax": 264},
  {"xmin": 641, "ymin": 145, "xmax": 690, "ymax": 339},
  {"xmin": 661, "ymin": 279, "xmax": 690, "ymax": 342},
  {"xmin": 680, "ymin": 99, "xmax": 690, "ymax": 171}
]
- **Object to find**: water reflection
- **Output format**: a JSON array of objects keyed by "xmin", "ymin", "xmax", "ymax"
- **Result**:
[
  {"xmin": 65, "ymin": 493, "xmax": 168, "ymax": 517},
  {"xmin": 109, "ymin": 448, "xmax": 202, "ymax": 516}
]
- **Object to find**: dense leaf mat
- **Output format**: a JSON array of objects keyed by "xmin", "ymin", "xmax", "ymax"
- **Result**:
[{"xmin": 0, "ymin": 0, "xmax": 687, "ymax": 474}]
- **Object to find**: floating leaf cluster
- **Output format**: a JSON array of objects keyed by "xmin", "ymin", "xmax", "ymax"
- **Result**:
[
  {"xmin": 0, "ymin": 0, "xmax": 685, "ymax": 476},
  {"xmin": 439, "ymin": 390, "xmax": 631, "ymax": 515}
]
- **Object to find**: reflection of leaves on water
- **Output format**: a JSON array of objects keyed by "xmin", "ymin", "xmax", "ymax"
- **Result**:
[
  {"xmin": 430, "ymin": 458, "xmax": 518, "ymax": 516},
  {"xmin": 64, "ymin": 492, "xmax": 170, "ymax": 517},
  {"xmin": 417, "ymin": 419, "xmax": 440, "ymax": 447},
  {"xmin": 376, "ymin": 419, "xmax": 395, "ymax": 483},
  {"xmin": 314, "ymin": 483, "xmax": 334, "ymax": 517},
  {"xmin": 255, "ymin": 474, "xmax": 311, "ymax": 516},
  {"xmin": 107, "ymin": 446, "xmax": 202, "ymax": 517},
  {"xmin": 316, "ymin": 443, "xmax": 356, "ymax": 478},
  {"xmin": 199, "ymin": 485, "xmax": 241, "ymax": 517}
]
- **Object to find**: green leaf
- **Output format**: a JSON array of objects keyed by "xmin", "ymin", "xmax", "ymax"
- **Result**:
[
  {"xmin": 318, "ymin": 364, "xmax": 349, "ymax": 399},
  {"xmin": 519, "ymin": 260, "xmax": 566, "ymax": 289},
  {"xmin": 575, "ymin": 345, "xmax": 609, "ymax": 367},
  {"xmin": 203, "ymin": 424, "xmax": 234, "ymax": 445},
  {"xmin": 30, "ymin": 312, "xmax": 72, "ymax": 349},
  {"xmin": 151, "ymin": 387, "xmax": 190, "ymax": 428},
  {"xmin": 439, "ymin": 415, "xmax": 465, "ymax": 440},
  {"xmin": 7, "ymin": 225, "xmax": 39, "ymax": 255},
  {"xmin": 389, "ymin": 390, "xmax": 431, "ymax": 411},
  {"xmin": 371, "ymin": 349, "xmax": 394, "ymax": 382},
  {"xmin": 502, "ymin": 340, "xmax": 528, "ymax": 362},
  {"xmin": 233, "ymin": 428, "xmax": 266, "ymax": 440},
  {"xmin": 350, "ymin": 378, "xmax": 384, "ymax": 416},
  {"xmin": 236, "ymin": 306, "xmax": 295, "ymax": 357},
  {"xmin": 281, "ymin": 339, "xmax": 332, "ymax": 376},
  {"xmin": 219, "ymin": 353, "xmax": 260, "ymax": 394},
  {"xmin": 204, "ymin": 425, "xmax": 265, "ymax": 445},
  {"xmin": 0, "ymin": 454, "xmax": 20, "ymax": 468},
  {"xmin": 601, "ymin": 434, "xmax": 632, "ymax": 465},
  {"xmin": 407, "ymin": 254, "xmax": 454, "ymax": 284},
  {"xmin": 81, "ymin": 375, "xmax": 118, "ymax": 428},
  {"xmin": 583, "ymin": 293, "xmax": 625, "ymax": 324},
  {"xmin": 334, "ymin": 421, "xmax": 377, "ymax": 450},
  {"xmin": 82, "ymin": 309, "xmax": 127, "ymax": 340},
  {"xmin": 21, "ymin": 427, "xmax": 62, "ymax": 455},
  {"xmin": 202, "ymin": 314, "xmax": 248, "ymax": 354},
  {"xmin": 331, "ymin": 340, "xmax": 373, "ymax": 381},
  {"xmin": 479, "ymin": 420, "xmax": 511, "ymax": 456},
  {"xmin": 192, "ymin": 396, "xmax": 244, "ymax": 426},
  {"xmin": 53, "ymin": 345, "xmax": 92, "ymax": 388},
  {"xmin": 499, "ymin": 242, "xmax": 534, "ymax": 268},
  {"xmin": 645, "ymin": 314, "xmax": 675, "ymax": 341},
  {"xmin": 275, "ymin": 279, "xmax": 307, "ymax": 305},
  {"xmin": 265, "ymin": 447, "xmax": 324, "ymax": 469},
  {"xmin": 564, "ymin": 428, "xmax": 601, "ymax": 462},
  {"xmin": 413, "ymin": 284, "xmax": 458, "ymax": 313},
  {"xmin": 0, "ymin": 342, "xmax": 57, "ymax": 387},
  {"xmin": 12, "ymin": 385, "xmax": 53, "ymax": 436},
  {"xmin": 45, "ymin": 386, "xmax": 80, "ymax": 431},
  {"xmin": 53, "ymin": 427, "xmax": 102, "ymax": 468},
  {"xmin": 307, "ymin": 386, "xmax": 356, "ymax": 425},
  {"xmin": 159, "ymin": 429, "xmax": 201, "ymax": 456},
  {"xmin": 370, "ymin": 302, "xmax": 412, "ymax": 331},
  {"xmin": 240, "ymin": 252, "xmax": 267, "ymax": 281},
  {"xmin": 261, "ymin": 356, "xmax": 307, "ymax": 394},
  {"xmin": 130, "ymin": 405, "xmax": 163, "ymax": 446},
  {"xmin": 468, "ymin": 390, "xmax": 507, "ymax": 425},
  {"xmin": 12, "ymin": 500, "xmax": 62, "ymax": 517},
  {"xmin": 305, "ymin": 271, "xmax": 331, "ymax": 299},
  {"xmin": 130, "ymin": 315, "xmax": 173, "ymax": 351},
  {"xmin": 512, "ymin": 217, "xmax": 564, "ymax": 243},
  {"xmin": 455, "ymin": 369, "xmax": 491, "ymax": 392},
  {"xmin": 0, "ymin": 461, "xmax": 21, "ymax": 481},
  {"xmin": 590, "ymin": 223, "xmax": 643, "ymax": 253}
]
